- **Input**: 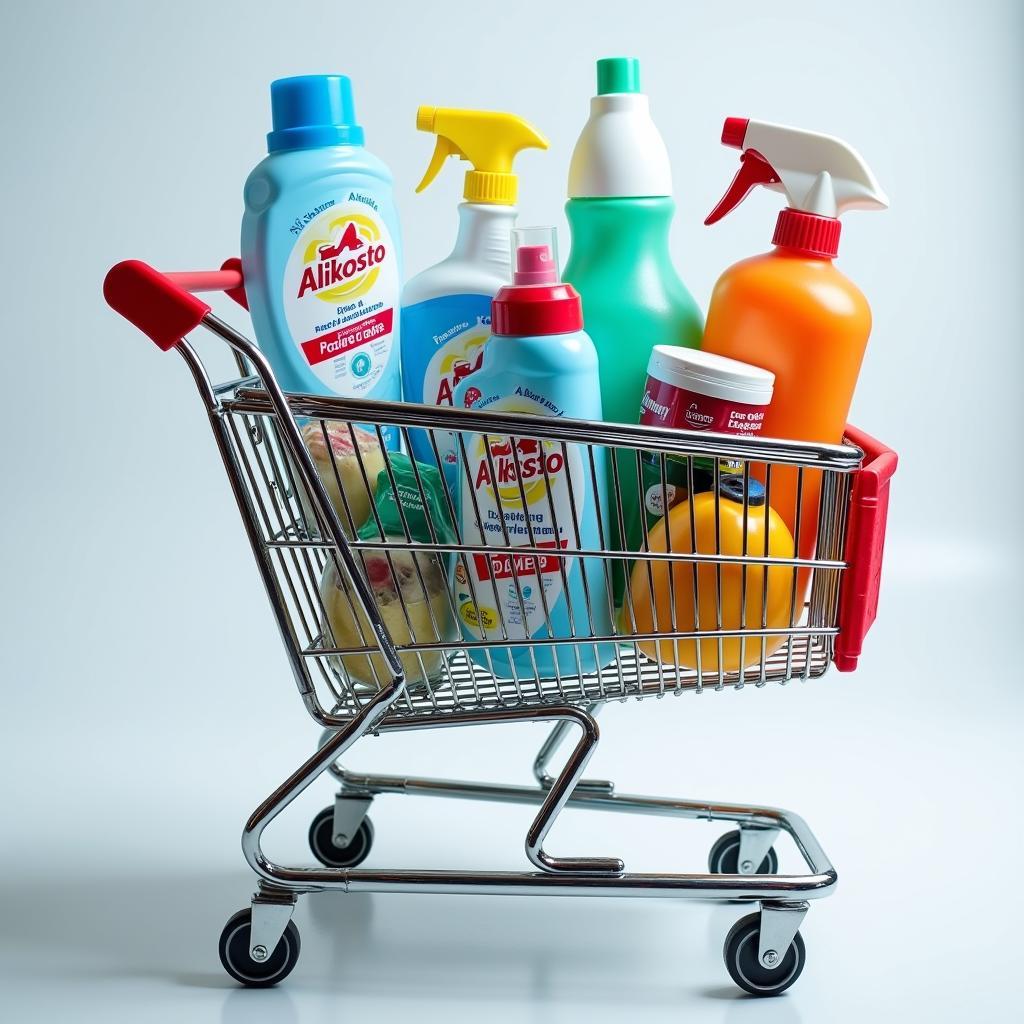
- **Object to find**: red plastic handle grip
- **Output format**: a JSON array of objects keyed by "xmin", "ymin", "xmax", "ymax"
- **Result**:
[
  {"xmin": 104, "ymin": 260, "xmax": 214, "ymax": 351},
  {"xmin": 103, "ymin": 259, "xmax": 249, "ymax": 350},
  {"xmin": 834, "ymin": 424, "xmax": 899, "ymax": 672}
]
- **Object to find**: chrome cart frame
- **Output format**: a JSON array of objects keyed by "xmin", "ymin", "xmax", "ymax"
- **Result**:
[{"xmin": 104, "ymin": 260, "xmax": 897, "ymax": 996}]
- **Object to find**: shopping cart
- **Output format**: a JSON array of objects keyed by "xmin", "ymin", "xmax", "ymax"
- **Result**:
[{"xmin": 104, "ymin": 259, "xmax": 897, "ymax": 997}]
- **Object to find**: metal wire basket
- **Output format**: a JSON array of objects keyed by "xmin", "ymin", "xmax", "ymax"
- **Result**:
[{"xmin": 222, "ymin": 383, "xmax": 859, "ymax": 723}]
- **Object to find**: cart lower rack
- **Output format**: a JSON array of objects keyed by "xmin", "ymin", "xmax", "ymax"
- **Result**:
[{"xmin": 104, "ymin": 259, "xmax": 897, "ymax": 997}]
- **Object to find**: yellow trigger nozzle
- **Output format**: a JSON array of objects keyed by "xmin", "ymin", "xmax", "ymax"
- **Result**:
[
  {"xmin": 415, "ymin": 134, "xmax": 461, "ymax": 194},
  {"xmin": 414, "ymin": 106, "xmax": 548, "ymax": 205}
]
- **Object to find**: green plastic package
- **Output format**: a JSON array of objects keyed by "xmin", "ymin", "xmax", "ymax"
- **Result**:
[{"xmin": 356, "ymin": 453, "xmax": 456, "ymax": 546}]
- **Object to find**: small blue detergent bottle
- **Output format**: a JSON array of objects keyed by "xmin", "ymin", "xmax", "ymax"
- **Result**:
[
  {"xmin": 242, "ymin": 76, "xmax": 403, "ymax": 447},
  {"xmin": 452, "ymin": 228, "xmax": 614, "ymax": 681}
]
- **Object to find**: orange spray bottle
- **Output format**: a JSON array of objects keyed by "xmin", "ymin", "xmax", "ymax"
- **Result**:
[{"xmin": 701, "ymin": 118, "xmax": 888, "ymax": 594}]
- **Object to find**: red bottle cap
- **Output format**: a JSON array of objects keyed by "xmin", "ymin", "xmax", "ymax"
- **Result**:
[
  {"xmin": 772, "ymin": 208, "xmax": 842, "ymax": 258},
  {"xmin": 492, "ymin": 283, "xmax": 583, "ymax": 336},
  {"xmin": 492, "ymin": 234, "xmax": 583, "ymax": 336}
]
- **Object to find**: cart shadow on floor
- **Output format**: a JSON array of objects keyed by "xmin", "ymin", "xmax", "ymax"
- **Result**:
[
  {"xmin": 0, "ymin": 869, "xmax": 802, "ymax": 1015},
  {"xmin": 300, "ymin": 887, "xmax": 800, "ymax": 1012},
  {"xmin": 310, "ymin": 888, "xmax": 708, "ymax": 1007}
]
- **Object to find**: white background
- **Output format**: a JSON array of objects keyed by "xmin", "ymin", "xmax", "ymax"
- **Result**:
[{"xmin": 1, "ymin": 0, "xmax": 1020, "ymax": 1020}]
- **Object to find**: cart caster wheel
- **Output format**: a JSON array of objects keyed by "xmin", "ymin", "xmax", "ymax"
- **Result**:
[
  {"xmin": 219, "ymin": 909, "xmax": 300, "ymax": 988},
  {"xmin": 723, "ymin": 912, "xmax": 805, "ymax": 997},
  {"xmin": 309, "ymin": 807, "xmax": 374, "ymax": 868},
  {"xmin": 708, "ymin": 830, "xmax": 778, "ymax": 874}
]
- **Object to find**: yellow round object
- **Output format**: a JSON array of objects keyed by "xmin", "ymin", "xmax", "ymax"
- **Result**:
[{"xmin": 626, "ymin": 485, "xmax": 796, "ymax": 673}]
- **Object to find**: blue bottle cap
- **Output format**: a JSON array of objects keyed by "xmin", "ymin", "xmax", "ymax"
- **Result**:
[
  {"xmin": 719, "ymin": 474, "xmax": 766, "ymax": 506},
  {"xmin": 267, "ymin": 75, "xmax": 365, "ymax": 153}
]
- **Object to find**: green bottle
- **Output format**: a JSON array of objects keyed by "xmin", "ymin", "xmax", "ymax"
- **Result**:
[{"xmin": 563, "ymin": 57, "xmax": 703, "ymax": 601}]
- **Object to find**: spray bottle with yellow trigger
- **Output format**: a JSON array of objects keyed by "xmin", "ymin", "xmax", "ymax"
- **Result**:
[{"xmin": 401, "ymin": 107, "xmax": 547, "ymax": 479}]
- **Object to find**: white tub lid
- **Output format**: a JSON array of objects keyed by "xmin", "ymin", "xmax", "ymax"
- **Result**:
[{"xmin": 648, "ymin": 346, "xmax": 775, "ymax": 403}]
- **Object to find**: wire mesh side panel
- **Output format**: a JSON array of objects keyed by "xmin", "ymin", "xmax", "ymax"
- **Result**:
[
  {"xmin": 220, "ymin": 397, "xmax": 857, "ymax": 723},
  {"xmin": 218, "ymin": 408, "xmax": 355, "ymax": 711}
]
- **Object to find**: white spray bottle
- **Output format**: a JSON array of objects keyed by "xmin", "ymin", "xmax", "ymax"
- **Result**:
[{"xmin": 400, "ymin": 107, "xmax": 547, "ymax": 479}]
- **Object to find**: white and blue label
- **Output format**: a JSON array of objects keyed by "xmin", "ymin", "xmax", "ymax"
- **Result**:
[
  {"xmin": 400, "ymin": 294, "xmax": 492, "ymax": 474},
  {"xmin": 454, "ymin": 392, "xmax": 585, "ymax": 642}
]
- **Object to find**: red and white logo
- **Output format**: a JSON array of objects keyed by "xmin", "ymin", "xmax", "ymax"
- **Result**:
[
  {"xmin": 473, "ymin": 436, "xmax": 562, "ymax": 493},
  {"xmin": 317, "ymin": 221, "xmax": 363, "ymax": 261},
  {"xmin": 296, "ymin": 216, "xmax": 387, "ymax": 300},
  {"xmin": 435, "ymin": 348, "xmax": 485, "ymax": 405}
]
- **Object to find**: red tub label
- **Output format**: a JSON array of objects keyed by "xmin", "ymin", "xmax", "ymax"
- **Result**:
[
  {"xmin": 637, "ymin": 373, "xmax": 771, "ymax": 522},
  {"xmin": 640, "ymin": 377, "xmax": 767, "ymax": 435}
]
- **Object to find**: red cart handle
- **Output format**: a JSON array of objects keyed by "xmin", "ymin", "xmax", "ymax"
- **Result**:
[
  {"xmin": 834, "ymin": 424, "xmax": 898, "ymax": 672},
  {"xmin": 103, "ymin": 258, "xmax": 248, "ymax": 351}
]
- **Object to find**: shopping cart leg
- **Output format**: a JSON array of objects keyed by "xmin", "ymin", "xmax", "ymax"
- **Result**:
[
  {"xmin": 525, "ymin": 706, "xmax": 624, "ymax": 875},
  {"xmin": 241, "ymin": 674, "xmax": 407, "ymax": 888},
  {"xmin": 318, "ymin": 703, "xmax": 629, "ymax": 876},
  {"xmin": 533, "ymin": 702, "xmax": 614, "ymax": 795}
]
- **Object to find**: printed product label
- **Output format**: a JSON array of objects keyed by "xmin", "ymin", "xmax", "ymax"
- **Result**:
[
  {"xmin": 454, "ymin": 393, "xmax": 584, "ymax": 641},
  {"xmin": 636, "ymin": 376, "xmax": 768, "ymax": 527},
  {"xmin": 283, "ymin": 198, "xmax": 399, "ymax": 398},
  {"xmin": 401, "ymin": 295, "xmax": 492, "ymax": 471},
  {"xmin": 639, "ymin": 377, "xmax": 767, "ymax": 435}
]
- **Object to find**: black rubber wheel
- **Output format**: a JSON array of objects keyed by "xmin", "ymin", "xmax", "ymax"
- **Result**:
[
  {"xmin": 308, "ymin": 807, "xmax": 374, "ymax": 868},
  {"xmin": 218, "ymin": 909, "xmax": 300, "ymax": 988},
  {"xmin": 723, "ymin": 912, "xmax": 806, "ymax": 997},
  {"xmin": 708, "ymin": 830, "xmax": 778, "ymax": 875}
]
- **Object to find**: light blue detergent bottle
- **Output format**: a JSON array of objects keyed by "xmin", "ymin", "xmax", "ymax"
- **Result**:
[
  {"xmin": 242, "ymin": 76, "xmax": 403, "ymax": 448},
  {"xmin": 452, "ymin": 228, "xmax": 614, "ymax": 680}
]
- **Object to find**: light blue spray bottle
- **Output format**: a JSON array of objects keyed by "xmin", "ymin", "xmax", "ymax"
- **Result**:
[
  {"xmin": 451, "ymin": 228, "xmax": 614, "ymax": 679},
  {"xmin": 241, "ymin": 76, "xmax": 403, "ymax": 447}
]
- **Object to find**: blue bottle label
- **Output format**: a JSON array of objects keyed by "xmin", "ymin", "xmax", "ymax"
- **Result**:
[
  {"xmin": 282, "ymin": 200, "xmax": 399, "ymax": 399},
  {"xmin": 453, "ymin": 393, "xmax": 585, "ymax": 640},
  {"xmin": 401, "ymin": 294, "xmax": 492, "ymax": 471}
]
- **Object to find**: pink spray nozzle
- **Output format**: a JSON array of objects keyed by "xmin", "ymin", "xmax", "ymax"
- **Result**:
[{"xmin": 514, "ymin": 243, "xmax": 558, "ymax": 285}]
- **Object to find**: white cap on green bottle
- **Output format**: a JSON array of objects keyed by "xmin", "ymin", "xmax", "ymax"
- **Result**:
[{"xmin": 568, "ymin": 57, "xmax": 673, "ymax": 199}]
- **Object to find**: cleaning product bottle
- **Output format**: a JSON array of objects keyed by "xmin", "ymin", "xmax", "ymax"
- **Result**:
[
  {"xmin": 701, "ymin": 117, "xmax": 888, "ymax": 570},
  {"xmin": 241, "ymin": 75, "xmax": 403, "ymax": 448},
  {"xmin": 451, "ymin": 228, "xmax": 614, "ymax": 680},
  {"xmin": 563, "ymin": 57, "xmax": 703, "ymax": 596},
  {"xmin": 401, "ymin": 107, "xmax": 548, "ymax": 477}
]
